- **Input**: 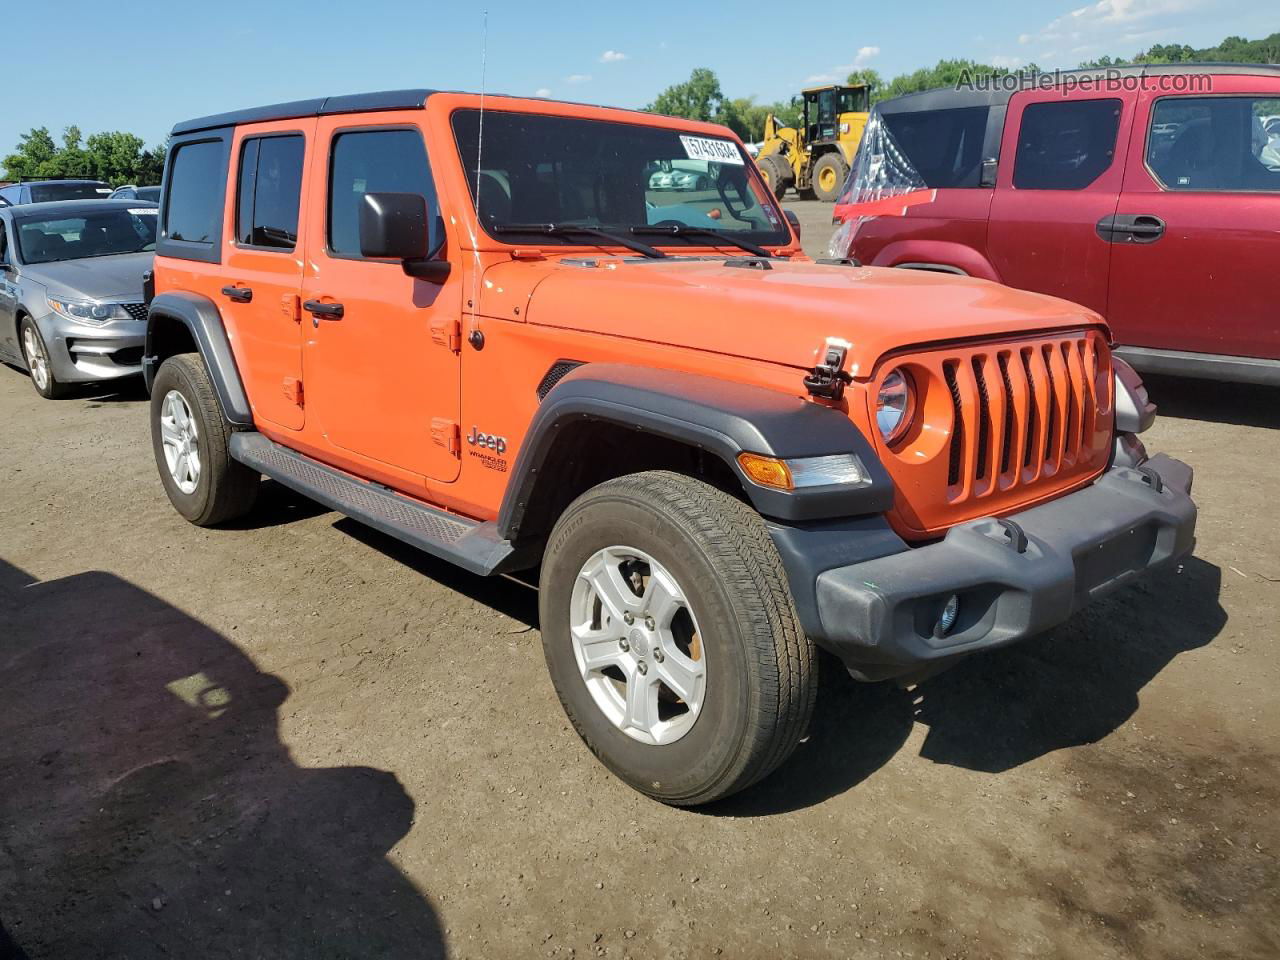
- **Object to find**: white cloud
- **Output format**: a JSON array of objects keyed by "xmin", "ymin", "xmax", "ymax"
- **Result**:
[
  {"xmin": 534, "ymin": 87, "xmax": 552, "ymax": 98},
  {"xmin": 599, "ymin": 50, "xmax": 628, "ymax": 63},
  {"xmin": 1025, "ymin": 0, "xmax": 1206, "ymax": 57},
  {"xmin": 806, "ymin": 44, "xmax": 880, "ymax": 86},
  {"xmin": 565, "ymin": 74, "xmax": 591, "ymax": 84}
]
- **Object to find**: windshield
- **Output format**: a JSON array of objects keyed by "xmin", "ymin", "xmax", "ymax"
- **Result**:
[
  {"xmin": 16, "ymin": 209, "xmax": 157, "ymax": 264},
  {"xmin": 29, "ymin": 182, "xmax": 111, "ymax": 203},
  {"xmin": 452, "ymin": 110, "xmax": 790, "ymax": 248}
]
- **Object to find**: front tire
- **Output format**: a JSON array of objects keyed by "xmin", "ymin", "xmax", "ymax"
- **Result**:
[
  {"xmin": 758, "ymin": 154, "xmax": 792, "ymax": 200},
  {"xmin": 811, "ymin": 152, "xmax": 849, "ymax": 203},
  {"xmin": 538, "ymin": 471, "xmax": 818, "ymax": 806},
  {"xmin": 150, "ymin": 353, "xmax": 259, "ymax": 526},
  {"xmin": 19, "ymin": 317, "xmax": 71, "ymax": 399}
]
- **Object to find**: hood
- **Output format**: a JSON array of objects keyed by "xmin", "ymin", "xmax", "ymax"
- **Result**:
[
  {"xmin": 22, "ymin": 252, "xmax": 154, "ymax": 302},
  {"xmin": 489, "ymin": 257, "xmax": 1105, "ymax": 378}
]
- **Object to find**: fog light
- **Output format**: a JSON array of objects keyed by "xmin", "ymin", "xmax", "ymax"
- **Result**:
[{"xmin": 934, "ymin": 594, "xmax": 960, "ymax": 637}]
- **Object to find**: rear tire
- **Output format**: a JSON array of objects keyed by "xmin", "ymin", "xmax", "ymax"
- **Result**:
[
  {"xmin": 538, "ymin": 471, "xmax": 818, "ymax": 806},
  {"xmin": 812, "ymin": 153, "xmax": 849, "ymax": 203},
  {"xmin": 150, "ymin": 353, "xmax": 259, "ymax": 526},
  {"xmin": 19, "ymin": 317, "xmax": 71, "ymax": 399}
]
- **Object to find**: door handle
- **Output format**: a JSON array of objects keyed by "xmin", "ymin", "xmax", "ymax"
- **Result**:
[
  {"xmin": 1096, "ymin": 214, "xmax": 1165, "ymax": 244},
  {"xmin": 303, "ymin": 299, "xmax": 344, "ymax": 319},
  {"xmin": 221, "ymin": 285, "xmax": 253, "ymax": 303}
]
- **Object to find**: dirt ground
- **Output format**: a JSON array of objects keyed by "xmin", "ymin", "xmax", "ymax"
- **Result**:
[{"xmin": 2, "ymin": 210, "xmax": 1278, "ymax": 959}]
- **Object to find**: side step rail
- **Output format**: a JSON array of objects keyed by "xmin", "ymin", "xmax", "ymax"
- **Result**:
[{"xmin": 229, "ymin": 432, "xmax": 516, "ymax": 576}]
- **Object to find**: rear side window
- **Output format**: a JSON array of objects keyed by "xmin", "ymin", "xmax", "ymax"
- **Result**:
[
  {"xmin": 1013, "ymin": 98, "xmax": 1121, "ymax": 190},
  {"xmin": 328, "ymin": 129, "xmax": 436, "ymax": 257},
  {"xmin": 236, "ymin": 134, "xmax": 305, "ymax": 249},
  {"xmin": 881, "ymin": 106, "xmax": 990, "ymax": 188},
  {"xmin": 1148, "ymin": 96, "xmax": 1280, "ymax": 193},
  {"xmin": 165, "ymin": 140, "xmax": 225, "ymax": 243}
]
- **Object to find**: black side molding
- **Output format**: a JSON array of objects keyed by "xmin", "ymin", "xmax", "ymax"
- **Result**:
[
  {"xmin": 497, "ymin": 363, "xmax": 894, "ymax": 539},
  {"xmin": 145, "ymin": 291, "xmax": 253, "ymax": 426}
]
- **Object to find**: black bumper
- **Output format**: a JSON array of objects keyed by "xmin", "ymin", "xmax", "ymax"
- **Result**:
[{"xmin": 802, "ymin": 455, "xmax": 1197, "ymax": 681}]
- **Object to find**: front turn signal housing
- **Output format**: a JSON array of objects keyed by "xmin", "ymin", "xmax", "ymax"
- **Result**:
[{"xmin": 737, "ymin": 453, "xmax": 793, "ymax": 490}]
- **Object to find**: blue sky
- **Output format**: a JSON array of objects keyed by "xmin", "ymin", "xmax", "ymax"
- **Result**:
[{"xmin": 6, "ymin": 0, "xmax": 1274, "ymax": 155}]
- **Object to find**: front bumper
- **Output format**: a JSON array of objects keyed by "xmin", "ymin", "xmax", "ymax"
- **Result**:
[
  {"xmin": 37, "ymin": 312, "xmax": 146, "ymax": 383},
  {"xmin": 810, "ymin": 454, "xmax": 1197, "ymax": 680}
]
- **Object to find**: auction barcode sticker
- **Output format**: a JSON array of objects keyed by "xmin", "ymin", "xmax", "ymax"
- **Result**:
[{"xmin": 679, "ymin": 135, "xmax": 744, "ymax": 165}]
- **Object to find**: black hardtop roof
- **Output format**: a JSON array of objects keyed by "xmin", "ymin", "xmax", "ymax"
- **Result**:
[
  {"xmin": 171, "ymin": 89, "xmax": 438, "ymax": 136},
  {"xmin": 877, "ymin": 61, "xmax": 1280, "ymax": 114},
  {"xmin": 7, "ymin": 198, "xmax": 157, "ymax": 220}
]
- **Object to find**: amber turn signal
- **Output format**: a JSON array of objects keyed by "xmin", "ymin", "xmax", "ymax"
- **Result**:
[{"xmin": 737, "ymin": 453, "xmax": 794, "ymax": 490}]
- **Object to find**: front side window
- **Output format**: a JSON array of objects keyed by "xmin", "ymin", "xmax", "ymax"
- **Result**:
[
  {"xmin": 328, "ymin": 129, "xmax": 436, "ymax": 257},
  {"xmin": 1148, "ymin": 96, "xmax": 1280, "ymax": 193},
  {"xmin": 1013, "ymin": 98, "xmax": 1121, "ymax": 190},
  {"xmin": 451, "ymin": 110, "xmax": 790, "ymax": 247},
  {"xmin": 236, "ymin": 134, "xmax": 305, "ymax": 249},
  {"xmin": 165, "ymin": 140, "xmax": 224, "ymax": 244},
  {"xmin": 16, "ymin": 209, "xmax": 157, "ymax": 264}
]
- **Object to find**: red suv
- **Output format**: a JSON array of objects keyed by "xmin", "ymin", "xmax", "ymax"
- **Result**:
[{"xmin": 832, "ymin": 64, "xmax": 1280, "ymax": 386}]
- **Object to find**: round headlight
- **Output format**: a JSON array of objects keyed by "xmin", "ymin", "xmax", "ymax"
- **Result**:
[{"xmin": 876, "ymin": 368, "xmax": 914, "ymax": 444}]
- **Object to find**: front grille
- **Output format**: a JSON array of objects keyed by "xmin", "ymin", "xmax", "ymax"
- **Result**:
[
  {"xmin": 121, "ymin": 302, "xmax": 148, "ymax": 322},
  {"xmin": 872, "ymin": 330, "xmax": 1113, "ymax": 539}
]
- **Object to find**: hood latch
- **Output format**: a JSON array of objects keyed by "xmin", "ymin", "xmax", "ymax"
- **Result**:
[{"xmin": 804, "ymin": 338, "xmax": 853, "ymax": 401}]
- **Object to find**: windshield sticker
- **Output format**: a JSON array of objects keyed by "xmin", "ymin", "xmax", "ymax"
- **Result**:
[
  {"xmin": 129, "ymin": 208, "xmax": 156, "ymax": 216},
  {"xmin": 679, "ymin": 136, "xmax": 743, "ymax": 166}
]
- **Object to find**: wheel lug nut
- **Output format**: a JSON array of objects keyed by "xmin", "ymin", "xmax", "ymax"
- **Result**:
[
  {"xmin": 623, "ymin": 612, "xmax": 634, "ymax": 625},
  {"xmin": 653, "ymin": 649, "xmax": 664, "ymax": 663},
  {"xmin": 636, "ymin": 661, "xmax": 648, "ymax": 675},
  {"xmin": 644, "ymin": 616, "xmax": 655, "ymax": 630},
  {"xmin": 619, "ymin": 638, "xmax": 630, "ymax": 652}
]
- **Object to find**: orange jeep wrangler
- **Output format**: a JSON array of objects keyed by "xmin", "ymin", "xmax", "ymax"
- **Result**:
[{"xmin": 144, "ymin": 89, "xmax": 1197, "ymax": 805}]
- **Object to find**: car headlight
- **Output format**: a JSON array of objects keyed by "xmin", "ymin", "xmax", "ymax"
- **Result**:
[
  {"xmin": 46, "ymin": 296, "xmax": 131, "ymax": 325},
  {"xmin": 876, "ymin": 368, "xmax": 915, "ymax": 444}
]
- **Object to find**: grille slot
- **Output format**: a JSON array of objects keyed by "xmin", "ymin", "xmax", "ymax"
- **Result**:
[
  {"xmin": 971, "ymin": 356, "xmax": 991, "ymax": 482},
  {"xmin": 998, "ymin": 353, "xmax": 1016, "ymax": 477},
  {"xmin": 944, "ymin": 361, "xmax": 963, "ymax": 488}
]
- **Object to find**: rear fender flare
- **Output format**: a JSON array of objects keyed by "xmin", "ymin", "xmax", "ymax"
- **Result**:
[
  {"xmin": 144, "ymin": 291, "xmax": 252, "ymax": 427},
  {"xmin": 872, "ymin": 240, "xmax": 1001, "ymax": 283}
]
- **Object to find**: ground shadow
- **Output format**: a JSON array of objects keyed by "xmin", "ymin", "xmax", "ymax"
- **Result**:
[
  {"xmin": 913, "ymin": 556, "xmax": 1226, "ymax": 772},
  {"xmin": 220, "ymin": 478, "xmax": 332, "ymax": 530},
  {"xmin": 713, "ymin": 557, "xmax": 1225, "ymax": 815},
  {"xmin": 0, "ymin": 559, "xmax": 446, "ymax": 959},
  {"xmin": 78, "ymin": 376, "xmax": 150, "ymax": 405},
  {"xmin": 1143, "ymin": 374, "xmax": 1280, "ymax": 429}
]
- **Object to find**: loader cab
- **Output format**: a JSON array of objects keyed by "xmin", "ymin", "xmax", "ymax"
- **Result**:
[{"xmin": 804, "ymin": 84, "xmax": 870, "ymax": 145}]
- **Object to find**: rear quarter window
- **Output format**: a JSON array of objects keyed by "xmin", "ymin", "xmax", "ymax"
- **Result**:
[
  {"xmin": 881, "ymin": 106, "xmax": 991, "ymax": 188},
  {"xmin": 158, "ymin": 135, "xmax": 230, "ymax": 262}
]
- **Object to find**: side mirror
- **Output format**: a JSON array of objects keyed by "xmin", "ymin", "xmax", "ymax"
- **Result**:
[
  {"xmin": 359, "ymin": 192, "xmax": 451, "ymax": 283},
  {"xmin": 784, "ymin": 208, "xmax": 801, "ymax": 240}
]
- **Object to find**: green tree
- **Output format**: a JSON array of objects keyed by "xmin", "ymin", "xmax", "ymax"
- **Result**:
[
  {"xmin": 85, "ymin": 131, "xmax": 147, "ymax": 185},
  {"xmin": 876, "ymin": 58, "xmax": 1031, "ymax": 102},
  {"xmin": 845, "ymin": 68, "xmax": 883, "ymax": 96},
  {"xmin": 2, "ymin": 127, "xmax": 59, "ymax": 180},
  {"xmin": 56, "ymin": 125, "xmax": 92, "ymax": 178},
  {"xmin": 646, "ymin": 68, "xmax": 727, "ymax": 123},
  {"xmin": 1081, "ymin": 30, "xmax": 1280, "ymax": 68}
]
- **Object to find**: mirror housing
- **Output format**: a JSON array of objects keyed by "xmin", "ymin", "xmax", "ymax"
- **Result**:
[
  {"xmin": 359, "ymin": 192, "xmax": 450, "ymax": 283},
  {"xmin": 784, "ymin": 208, "xmax": 802, "ymax": 240}
]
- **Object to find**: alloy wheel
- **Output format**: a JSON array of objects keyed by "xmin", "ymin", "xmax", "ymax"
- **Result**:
[
  {"xmin": 21, "ymin": 326, "xmax": 50, "ymax": 392},
  {"xmin": 159, "ymin": 389, "xmax": 201, "ymax": 494}
]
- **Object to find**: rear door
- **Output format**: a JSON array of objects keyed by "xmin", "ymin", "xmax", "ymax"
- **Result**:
[
  {"xmin": 219, "ymin": 120, "xmax": 312, "ymax": 431},
  {"xmin": 300, "ymin": 115, "xmax": 462, "ymax": 483},
  {"xmin": 0, "ymin": 217, "xmax": 18, "ymax": 361},
  {"xmin": 987, "ymin": 88, "xmax": 1136, "ymax": 316},
  {"xmin": 1106, "ymin": 77, "xmax": 1280, "ymax": 360}
]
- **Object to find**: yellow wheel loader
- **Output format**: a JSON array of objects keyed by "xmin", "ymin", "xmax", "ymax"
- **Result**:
[{"xmin": 756, "ymin": 84, "xmax": 871, "ymax": 202}]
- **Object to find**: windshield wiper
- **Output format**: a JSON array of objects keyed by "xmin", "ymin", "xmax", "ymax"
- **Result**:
[
  {"xmin": 629, "ymin": 224, "xmax": 772, "ymax": 258},
  {"xmin": 492, "ymin": 223, "xmax": 666, "ymax": 259}
]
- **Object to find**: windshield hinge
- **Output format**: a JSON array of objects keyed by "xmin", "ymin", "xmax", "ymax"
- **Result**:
[
  {"xmin": 803, "ymin": 338, "xmax": 853, "ymax": 401},
  {"xmin": 431, "ymin": 316, "xmax": 462, "ymax": 352}
]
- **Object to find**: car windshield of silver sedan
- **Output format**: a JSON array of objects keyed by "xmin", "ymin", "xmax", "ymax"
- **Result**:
[
  {"xmin": 16, "ymin": 209, "xmax": 157, "ymax": 264},
  {"xmin": 452, "ymin": 110, "xmax": 791, "ymax": 249}
]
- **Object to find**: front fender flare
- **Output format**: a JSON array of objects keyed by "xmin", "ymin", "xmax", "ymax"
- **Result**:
[
  {"xmin": 497, "ymin": 364, "xmax": 894, "ymax": 540},
  {"xmin": 144, "ymin": 291, "xmax": 252, "ymax": 427}
]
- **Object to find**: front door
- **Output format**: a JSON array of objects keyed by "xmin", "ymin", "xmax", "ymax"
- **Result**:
[
  {"xmin": 221, "ymin": 120, "xmax": 313, "ymax": 431},
  {"xmin": 0, "ymin": 218, "xmax": 18, "ymax": 362},
  {"xmin": 987, "ymin": 89, "xmax": 1135, "ymax": 317},
  {"xmin": 1107, "ymin": 81, "xmax": 1280, "ymax": 360},
  {"xmin": 301, "ymin": 115, "xmax": 461, "ymax": 484}
]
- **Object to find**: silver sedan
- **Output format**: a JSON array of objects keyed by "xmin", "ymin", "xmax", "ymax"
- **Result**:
[{"xmin": 0, "ymin": 199, "xmax": 156, "ymax": 398}]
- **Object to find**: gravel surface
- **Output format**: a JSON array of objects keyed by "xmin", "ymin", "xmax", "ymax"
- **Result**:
[{"xmin": 1, "ymin": 237, "xmax": 1277, "ymax": 957}]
